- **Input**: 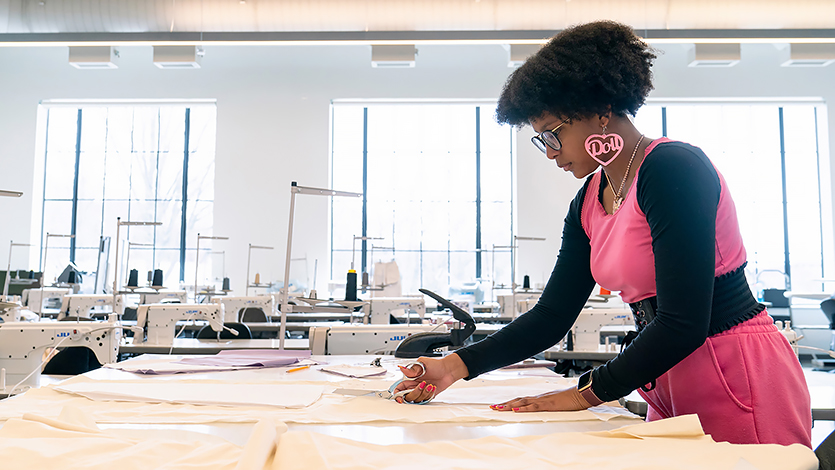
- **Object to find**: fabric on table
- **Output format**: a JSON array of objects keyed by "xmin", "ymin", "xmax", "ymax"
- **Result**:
[
  {"xmin": 272, "ymin": 415, "xmax": 819, "ymax": 470},
  {"xmin": 319, "ymin": 364, "xmax": 388, "ymax": 378},
  {"xmin": 178, "ymin": 349, "xmax": 311, "ymax": 367},
  {"xmin": 54, "ymin": 380, "xmax": 325, "ymax": 409},
  {"xmin": 0, "ymin": 375, "xmax": 638, "ymax": 425},
  {"xmin": 0, "ymin": 406, "xmax": 247, "ymax": 470},
  {"xmin": 105, "ymin": 355, "xmax": 317, "ymax": 375}
]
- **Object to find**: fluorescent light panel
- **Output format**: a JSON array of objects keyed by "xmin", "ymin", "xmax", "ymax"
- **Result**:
[
  {"xmin": 68, "ymin": 46, "xmax": 118, "ymax": 69},
  {"xmin": 782, "ymin": 43, "xmax": 835, "ymax": 67},
  {"xmin": 153, "ymin": 45, "xmax": 201, "ymax": 69},
  {"xmin": 689, "ymin": 43, "xmax": 741, "ymax": 67},
  {"xmin": 371, "ymin": 45, "xmax": 416, "ymax": 68}
]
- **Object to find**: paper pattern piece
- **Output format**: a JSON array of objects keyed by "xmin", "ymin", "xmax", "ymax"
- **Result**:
[
  {"xmin": 273, "ymin": 415, "xmax": 819, "ymax": 470},
  {"xmin": 105, "ymin": 351, "xmax": 314, "ymax": 375},
  {"xmin": 319, "ymin": 364, "xmax": 388, "ymax": 378},
  {"xmin": 178, "ymin": 349, "xmax": 311, "ymax": 367},
  {"xmin": 54, "ymin": 381, "xmax": 324, "ymax": 409}
]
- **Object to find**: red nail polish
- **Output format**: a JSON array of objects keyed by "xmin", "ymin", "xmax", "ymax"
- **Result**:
[
  {"xmin": 418, "ymin": 382, "xmax": 426, "ymax": 389},
  {"xmin": 512, "ymin": 407, "xmax": 520, "ymax": 412},
  {"xmin": 428, "ymin": 385, "xmax": 435, "ymax": 392},
  {"xmin": 497, "ymin": 405, "xmax": 505, "ymax": 409}
]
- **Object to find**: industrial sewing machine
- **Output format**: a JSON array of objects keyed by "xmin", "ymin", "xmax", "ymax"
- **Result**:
[
  {"xmin": 362, "ymin": 296, "xmax": 426, "ymax": 324},
  {"xmin": 560, "ymin": 308, "xmax": 634, "ymax": 352},
  {"xmin": 138, "ymin": 290, "xmax": 187, "ymax": 305},
  {"xmin": 58, "ymin": 294, "xmax": 123, "ymax": 320},
  {"xmin": 21, "ymin": 287, "xmax": 72, "ymax": 314},
  {"xmin": 0, "ymin": 316, "xmax": 122, "ymax": 392},
  {"xmin": 132, "ymin": 303, "xmax": 225, "ymax": 344},
  {"xmin": 308, "ymin": 323, "xmax": 448, "ymax": 355},
  {"xmin": 214, "ymin": 295, "xmax": 275, "ymax": 322}
]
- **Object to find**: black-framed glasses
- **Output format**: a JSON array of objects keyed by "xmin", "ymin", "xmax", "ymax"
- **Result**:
[{"xmin": 531, "ymin": 118, "xmax": 570, "ymax": 154}]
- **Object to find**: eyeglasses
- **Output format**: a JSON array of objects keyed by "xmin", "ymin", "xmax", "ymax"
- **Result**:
[{"xmin": 531, "ymin": 118, "xmax": 570, "ymax": 154}]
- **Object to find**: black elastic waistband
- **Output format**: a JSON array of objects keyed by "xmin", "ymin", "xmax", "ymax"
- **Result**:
[{"xmin": 629, "ymin": 263, "xmax": 764, "ymax": 336}]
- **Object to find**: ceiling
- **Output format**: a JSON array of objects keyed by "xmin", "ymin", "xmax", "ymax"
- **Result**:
[{"xmin": 1, "ymin": 0, "xmax": 834, "ymax": 45}]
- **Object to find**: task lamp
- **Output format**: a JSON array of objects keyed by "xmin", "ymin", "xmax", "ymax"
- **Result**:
[
  {"xmin": 113, "ymin": 218, "xmax": 162, "ymax": 312},
  {"xmin": 41, "ymin": 233, "xmax": 75, "ymax": 312},
  {"xmin": 279, "ymin": 182, "xmax": 362, "ymax": 349},
  {"xmin": 3, "ymin": 241, "xmax": 31, "ymax": 298},
  {"xmin": 511, "ymin": 235, "xmax": 546, "ymax": 319},
  {"xmin": 246, "ymin": 244, "xmax": 274, "ymax": 295},
  {"xmin": 195, "ymin": 234, "xmax": 229, "ymax": 303}
]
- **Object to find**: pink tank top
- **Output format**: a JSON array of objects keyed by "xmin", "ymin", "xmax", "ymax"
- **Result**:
[{"xmin": 580, "ymin": 138, "xmax": 747, "ymax": 303}]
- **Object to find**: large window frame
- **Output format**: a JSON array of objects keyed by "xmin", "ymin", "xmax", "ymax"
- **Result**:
[
  {"xmin": 329, "ymin": 100, "xmax": 516, "ymax": 299},
  {"xmin": 31, "ymin": 100, "xmax": 218, "ymax": 292}
]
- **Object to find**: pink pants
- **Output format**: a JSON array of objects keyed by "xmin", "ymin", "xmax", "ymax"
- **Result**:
[{"xmin": 638, "ymin": 311, "xmax": 812, "ymax": 448}]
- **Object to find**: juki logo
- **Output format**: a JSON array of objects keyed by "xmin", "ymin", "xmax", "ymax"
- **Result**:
[
  {"xmin": 389, "ymin": 335, "xmax": 407, "ymax": 341},
  {"xmin": 57, "ymin": 332, "xmax": 71, "ymax": 337}
]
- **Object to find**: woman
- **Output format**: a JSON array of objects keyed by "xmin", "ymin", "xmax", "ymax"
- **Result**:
[{"xmin": 395, "ymin": 20, "xmax": 812, "ymax": 447}]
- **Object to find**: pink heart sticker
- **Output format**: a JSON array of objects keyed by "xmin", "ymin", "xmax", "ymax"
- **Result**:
[{"xmin": 584, "ymin": 133, "xmax": 625, "ymax": 166}]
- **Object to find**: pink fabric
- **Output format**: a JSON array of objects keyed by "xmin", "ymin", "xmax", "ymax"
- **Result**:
[
  {"xmin": 638, "ymin": 311, "xmax": 812, "ymax": 447},
  {"xmin": 580, "ymin": 138, "xmax": 748, "ymax": 303}
]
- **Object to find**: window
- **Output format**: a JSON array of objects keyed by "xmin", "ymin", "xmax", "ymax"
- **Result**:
[
  {"xmin": 634, "ymin": 101, "xmax": 832, "ymax": 299},
  {"xmin": 330, "ymin": 102, "xmax": 515, "ymax": 299},
  {"xmin": 33, "ymin": 102, "xmax": 217, "ymax": 292}
]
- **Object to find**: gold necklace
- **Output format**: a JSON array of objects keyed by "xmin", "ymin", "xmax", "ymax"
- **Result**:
[{"xmin": 604, "ymin": 134, "xmax": 645, "ymax": 212}]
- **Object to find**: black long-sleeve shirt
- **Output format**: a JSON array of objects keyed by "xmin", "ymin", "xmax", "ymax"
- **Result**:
[{"xmin": 456, "ymin": 141, "xmax": 759, "ymax": 401}]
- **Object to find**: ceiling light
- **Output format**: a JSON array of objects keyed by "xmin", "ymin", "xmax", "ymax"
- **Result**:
[
  {"xmin": 507, "ymin": 44, "xmax": 540, "ymax": 67},
  {"xmin": 688, "ymin": 43, "xmax": 741, "ymax": 67},
  {"xmin": 781, "ymin": 43, "xmax": 835, "ymax": 67},
  {"xmin": 153, "ymin": 45, "xmax": 201, "ymax": 69},
  {"xmin": 68, "ymin": 46, "xmax": 118, "ymax": 69},
  {"xmin": 371, "ymin": 45, "xmax": 416, "ymax": 68}
]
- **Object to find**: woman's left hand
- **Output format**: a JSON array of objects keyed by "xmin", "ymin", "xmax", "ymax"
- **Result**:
[{"xmin": 490, "ymin": 387, "xmax": 592, "ymax": 412}]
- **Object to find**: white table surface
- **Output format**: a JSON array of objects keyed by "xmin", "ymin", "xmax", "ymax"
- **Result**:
[
  {"xmin": 6, "ymin": 354, "xmax": 629, "ymax": 446},
  {"xmin": 120, "ymin": 337, "xmax": 309, "ymax": 354}
]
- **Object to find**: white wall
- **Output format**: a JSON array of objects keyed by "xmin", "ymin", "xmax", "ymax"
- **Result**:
[{"xmin": 0, "ymin": 42, "xmax": 834, "ymax": 296}]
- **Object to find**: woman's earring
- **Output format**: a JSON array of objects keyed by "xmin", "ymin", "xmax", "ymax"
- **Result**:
[{"xmin": 585, "ymin": 125, "xmax": 624, "ymax": 166}]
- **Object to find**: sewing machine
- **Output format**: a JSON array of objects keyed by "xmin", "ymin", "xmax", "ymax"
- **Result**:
[
  {"xmin": 308, "ymin": 324, "xmax": 448, "ymax": 355},
  {"xmin": 0, "ymin": 316, "xmax": 122, "ymax": 391},
  {"xmin": 562, "ymin": 308, "xmax": 634, "ymax": 352},
  {"xmin": 0, "ymin": 301, "xmax": 22, "ymax": 322},
  {"xmin": 58, "ymin": 294, "xmax": 122, "ymax": 319},
  {"xmin": 362, "ymin": 296, "xmax": 426, "ymax": 324},
  {"xmin": 21, "ymin": 287, "xmax": 72, "ymax": 314},
  {"xmin": 139, "ymin": 290, "xmax": 188, "ymax": 305},
  {"xmin": 498, "ymin": 291, "xmax": 542, "ymax": 317},
  {"xmin": 132, "ymin": 303, "xmax": 225, "ymax": 344},
  {"xmin": 213, "ymin": 295, "xmax": 275, "ymax": 322}
]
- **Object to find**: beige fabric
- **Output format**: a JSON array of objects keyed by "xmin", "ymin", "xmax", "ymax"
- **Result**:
[
  {"xmin": 54, "ymin": 381, "xmax": 324, "ymax": 408},
  {"xmin": 0, "ymin": 407, "xmax": 247, "ymax": 470},
  {"xmin": 273, "ymin": 415, "xmax": 819, "ymax": 470},
  {"xmin": 0, "ymin": 375, "xmax": 636, "ymax": 425}
]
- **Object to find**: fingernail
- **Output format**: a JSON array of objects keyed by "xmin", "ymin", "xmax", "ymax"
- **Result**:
[
  {"xmin": 418, "ymin": 382, "xmax": 426, "ymax": 389},
  {"xmin": 512, "ymin": 407, "xmax": 520, "ymax": 412},
  {"xmin": 428, "ymin": 385, "xmax": 435, "ymax": 392},
  {"xmin": 497, "ymin": 405, "xmax": 505, "ymax": 409}
]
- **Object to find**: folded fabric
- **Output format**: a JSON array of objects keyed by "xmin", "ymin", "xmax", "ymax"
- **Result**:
[
  {"xmin": 0, "ymin": 406, "xmax": 247, "ymax": 470},
  {"xmin": 54, "ymin": 381, "xmax": 324, "ymax": 409},
  {"xmin": 273, "ymin": 415, "xmax": 819, "ymax": 470}
]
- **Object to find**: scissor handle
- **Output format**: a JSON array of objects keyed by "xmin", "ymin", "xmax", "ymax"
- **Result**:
[{"xmin": 400, "ymin": 361, "xmax": 426, "ymax": 380}]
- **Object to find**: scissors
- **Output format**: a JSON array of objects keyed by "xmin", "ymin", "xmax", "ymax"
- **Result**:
[{"xmin": 333, "ymin": 361, "xmax": 434, "ymax": 405}]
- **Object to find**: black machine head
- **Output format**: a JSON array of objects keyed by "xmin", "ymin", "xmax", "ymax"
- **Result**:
[{"xmin": 394, "ymin": 289, "xmax": 477, "ymax": 358}]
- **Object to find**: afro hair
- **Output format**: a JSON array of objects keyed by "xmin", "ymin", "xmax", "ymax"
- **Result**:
[{"xmin": 496, "ymin": 21, "xmax": 657, "ymax": 126}]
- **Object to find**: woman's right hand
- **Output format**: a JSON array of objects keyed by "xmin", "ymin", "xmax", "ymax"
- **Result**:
[{"xmin": 393, "ymin": 353, "xmax": 469, "ymax": 404}]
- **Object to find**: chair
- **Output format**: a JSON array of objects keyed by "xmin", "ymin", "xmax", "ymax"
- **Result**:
[
  {"xmin": 240, "ymin": 307, "xmax": 268, "ymax": 323},
  {"xmin": 196, "ymin": 322, "xmax": 252, "ymax": 340},
  {"xmin": 816, "ymin": 428, "xmax": 835, "ymax": 470}
]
